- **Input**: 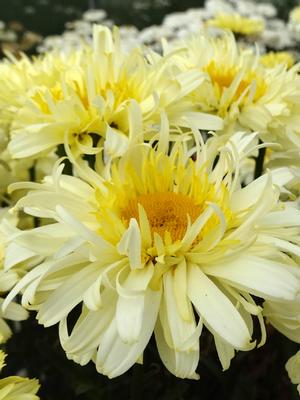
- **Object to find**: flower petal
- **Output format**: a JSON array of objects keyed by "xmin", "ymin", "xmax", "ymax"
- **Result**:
[
  {"xmin": 96, "ymin": 288, "xmax": 161, "ymax": 378},
  {"xmin": 117, "ymin": 218, "xmax": 142, "ymax": 269},
  {"xmin": 214, "ymin": 334, "xmax": 235, "ymax": 371},
  {"xmin": 202, "ymin": 254, "xmax": 300, "ymax": 301},
  {"xmin": 163, "ymin": 271, "xmax": 199, "ymax": 351},
  {"xmin": 37, "ymin": 262, "xmax": 102, "ymax": 327},
  {"xmin": 155, "ymin": 316, "xmax": 199, "ymax": 380},
  {"xmin": 187, "ymin": 263, "xmax": 252, "ymax": 350}
]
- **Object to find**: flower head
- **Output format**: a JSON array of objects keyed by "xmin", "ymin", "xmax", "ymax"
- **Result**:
[
  {"xmin": 4, "ymin": 133, "xmax": 300, "ymax": 378},
  {"xmin": 260, "ymin": 51, "xmax": 295, "ymax": 69},
  {"xmin": 206, "ymin": 13, "xmax": 265, "ymax": 36},
  {"xmin": 0, "ymin": 50, "xmax": 79, "ymax": 135},
  {"xmin": 8, "ymin": 25, "xmax": 221, "ymax": 161},
  {"xmin": 164, "ymin": 31, "xmax": 300, "ymax": 150}
]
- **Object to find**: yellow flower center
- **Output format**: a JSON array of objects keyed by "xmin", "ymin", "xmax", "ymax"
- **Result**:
[
  {"xmin": 100, "ymin": 79, "xmax": 140, "ymax": 108},
  {"xmin": 32, "ymin": 83, "xmax": 64, "ymax": 114},
  {"xmin": 205, "ymin": 61, "xmax": 266, "ymax": 103},
  {"xmin": 121, "ymin": 192, "xmax": 203, "ymax": 241}
]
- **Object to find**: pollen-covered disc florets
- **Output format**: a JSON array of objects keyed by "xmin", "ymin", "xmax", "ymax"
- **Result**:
[{"xmin": 122, "ymin": 192, "xmax": 202, "ymax": 242}]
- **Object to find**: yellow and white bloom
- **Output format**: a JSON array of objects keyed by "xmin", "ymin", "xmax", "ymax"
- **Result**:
[
  {"xmin": 206, "ymin": 13, "xmax": 265, "ymax": 36},
  {"xmin": 3, "ymin": 133, "xmax": 300, "ymax": 379},
  {"xmin": 286, "ymin": 350, "xmax": 300, "ymax": 395},
  {"xmin": 163, "ymin": 31, "xmax": 300, "ymax": 151},
  {"xmin": 0, "ymin": 49, "xmax": 85, "ymax": 135},
  {"xmin": 260, "ymin": 51, "xmax": 295, "ymax": 69},
  {"xmin": 0, "ymin": 351, "xmax": 40, "ymax": 400},
  {"xmin": 0, "ymin": 50, "xmax": 63, "ymax": 197},
  {"xmin": 8, "ymin": 25, "xmax": 221, "ymax": 161}
]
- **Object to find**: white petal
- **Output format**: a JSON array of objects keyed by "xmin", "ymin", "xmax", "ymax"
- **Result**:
[
  {"xmin": 228, "ymin": 174, "xmax": 276, "ymax": 240},
  {"xmin": 4, "ymin": 242, "xmax": 37, "ymax": 270},
  {"xmin": 116, "ymin": 263, "xmax": 154, "ymax": 297},
  {"xmin": 163, "ymin": 271, "xmax": 199, "ymax": 351},
  {"xmin": 214, "ymin": 334, "xmax": 235, "ymax": 371},
  {"xmin": 116, "ymin": 294, "xmax": 145, "ymax": 344},
  {"xmin": 83, "ymin": 275, "xmax": 102, "ymax": 311},
  {"xmin": 259, "ymin": 208, "xmax": 300, "ymax": 228},
  {"xmin": 270, "ymin": 167, "xmax": 296, "ymax": 188},
  {"xmin": 155, "ymin": 317, "xmax": 199, "ymax": 380},
  {"xmin": 0, "ymin": 271, "xmax": 19, "ymax": 292},
  {"xmin": 259, "ymin": 235, "xmax": 300, "ymax": 259},
  {"xmin": 0, "ymin": 299, "xmax": 28, "ymax": 321},
  {"xmin": 181, "ymin": 206, "xmax": 213, "ymax": 251},
  {"xmin": 115, "ymin": 264, "xmax": 154, "ymax": 344},
  {"xmin": 173, "ymin": 259, "xmax": 191, "ymax": 321},
  {"xmin": 202, "ymin": 254, "xmax": 300, "ymax": 301},
  {"xmin": 187, "ymin": 263, "xmax": 252, "ymax": 350},
  {"xmin": 2, "ymin": 261, "xmax": 53, "ymax": 312},
  {"xmin": 37, "ymin": 262, "xmax": 102, "ymax": 327},
  {"xmin": 230, "ymin": 174, "xmax": 269, "ymax": 212},
  {"xmin": 128, "ymin": 100, "xmax": 143, "ymax": 143},
  {"xmin": 56, "ymin": 205, "xmax": 113, "ymax": 250},
  {"xmin": 64, "ymin": 291, "xmax": 116, "ymax": 354},
  {"xmin": 104, "ymin": 125, "xmax": 129, "ymax": 159},
  {"xmin": 9, "ymin": 128, "xmax": 63, "ymax": 158},
  {"xmin": 117, "ymin": 219, "xmax": 142, "ymax": 269},
  {"xmin": 96, "ymin": 288, "xmax": 161, "ymax": 378},
  {"xmin": 178, "ymin": 111, "xmax": 223, "ymax": 131}
]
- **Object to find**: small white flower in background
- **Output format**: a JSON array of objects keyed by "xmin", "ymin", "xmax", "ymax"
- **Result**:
[
  {"xmin": 83, "ymin": 9, "xmax": 107, "ymax": 23},
  {"xmin": 288, "ymin": 6, "xmax": 300, "ymax": 42}
]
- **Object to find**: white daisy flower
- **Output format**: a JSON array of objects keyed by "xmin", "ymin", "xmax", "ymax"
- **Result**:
[{"xmin": 3, "ymin": 133, "xmax": 300, "ymax": 378}]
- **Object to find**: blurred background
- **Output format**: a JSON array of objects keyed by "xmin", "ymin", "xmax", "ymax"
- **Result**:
[
  {"xmin": 0, "ymin": 0, "xmax": 298, "ymax": 35},
  {"xmin": 0, "ymin": 0, "xmax": 299, "ymax": 56}
]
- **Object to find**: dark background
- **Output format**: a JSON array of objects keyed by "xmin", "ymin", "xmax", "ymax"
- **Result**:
[
  {"xmin": 1, "ymin": 0, "xmax": 205, "ymax": 35},
  {"xmin": 2, "ymin": 314, "xmax": 300, "ymax": 400},
  {"xmin": 0, "ymin": 0, "xmax": 299, "ymax": 37}
]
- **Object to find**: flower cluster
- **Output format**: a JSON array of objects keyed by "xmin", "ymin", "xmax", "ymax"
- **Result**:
[{"xmin": 0, "ymin": 15, "xmax": 300, "ymax": 396}]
